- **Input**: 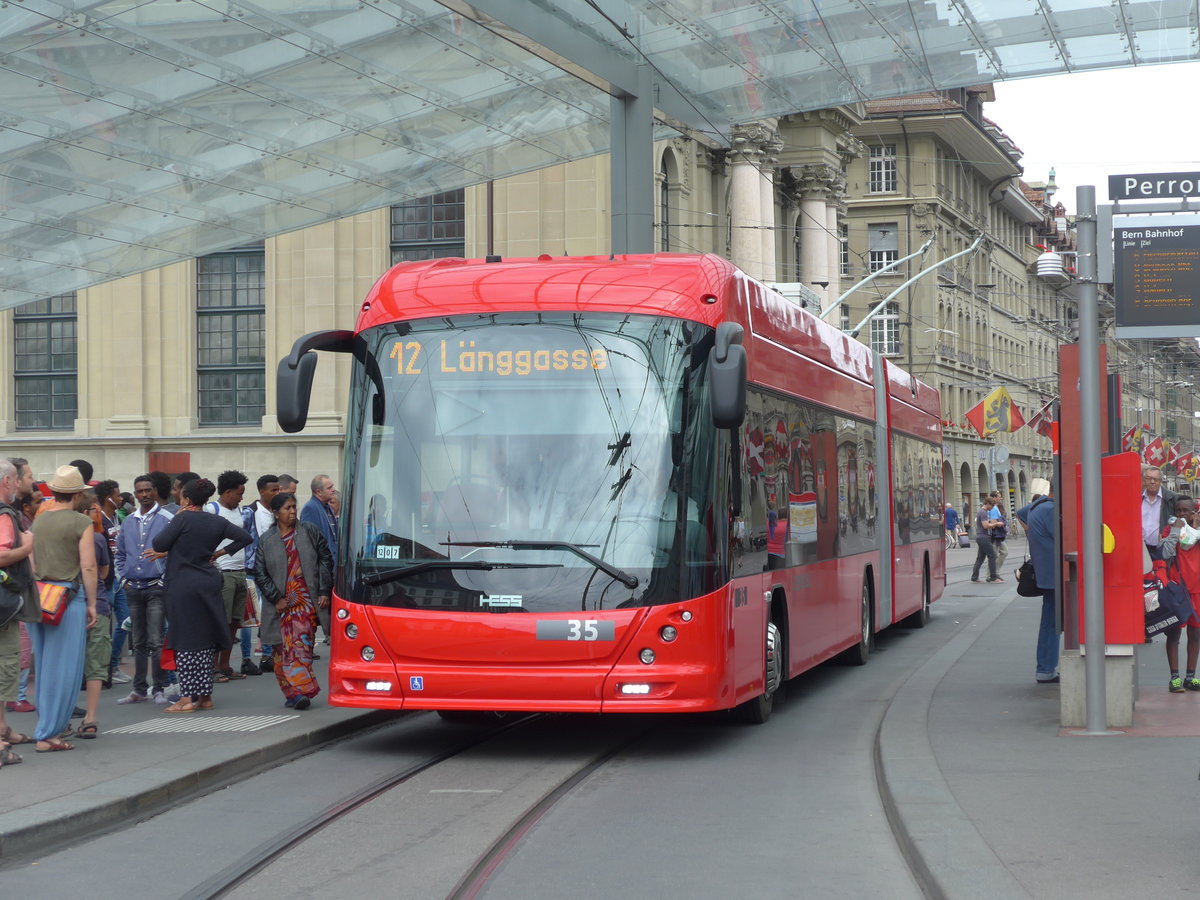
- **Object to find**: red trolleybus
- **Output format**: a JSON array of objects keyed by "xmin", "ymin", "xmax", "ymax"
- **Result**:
[{"xmin": 278, "ymin": 253, "xmax": 944, "ymax": 722}]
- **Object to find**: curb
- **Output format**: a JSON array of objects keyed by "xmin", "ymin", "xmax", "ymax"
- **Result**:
[
  {"xmin": 0, "ymin": 709, "xmax": 395, "ymax": 864},
  {"xmin": 874, "ymin": 590, "xmax": 1034, "ymax": 899}
]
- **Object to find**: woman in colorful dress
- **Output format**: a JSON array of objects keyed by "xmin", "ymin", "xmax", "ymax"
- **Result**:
[
  {"xmin": 28, "ymin": 465, "xmax": 98, "ymax": 752},
  {"xmin": 148, "ymin": 478, "xmax": 252, "ymax": 713},
  {"xmin": 252, "ymin": 492, "xmax": 332, "ymax": 709}
]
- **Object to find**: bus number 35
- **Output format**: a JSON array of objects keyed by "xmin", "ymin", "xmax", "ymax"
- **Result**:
[{"xmin": 536, "ymin": 619, "xmax": 615, "ymax": 641}]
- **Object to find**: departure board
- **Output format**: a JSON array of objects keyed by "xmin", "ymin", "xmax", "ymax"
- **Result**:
[{"xmin": 1114, "ymin": 219, "xmax": 1200, "ymax": 337}]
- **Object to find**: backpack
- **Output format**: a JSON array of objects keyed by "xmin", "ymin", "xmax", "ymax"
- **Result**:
[{"xmin": 0, "ymin": 502, "xmax": 38, "ymax": 625}]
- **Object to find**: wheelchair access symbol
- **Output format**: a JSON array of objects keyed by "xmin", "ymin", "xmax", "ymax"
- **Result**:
[{"xmin": 409, "ymin": 676, "xmax": 424, "ymax": 691}]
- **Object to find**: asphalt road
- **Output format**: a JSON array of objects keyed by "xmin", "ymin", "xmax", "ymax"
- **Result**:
[{"xmin": 2, "ymin": 547, "xmax": 998, "ymax": 898}]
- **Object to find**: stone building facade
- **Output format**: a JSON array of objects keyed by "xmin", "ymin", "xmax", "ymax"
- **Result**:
[{"xmin": 3, "ymin": 90, "xmax": 1199, "ymax": 501}]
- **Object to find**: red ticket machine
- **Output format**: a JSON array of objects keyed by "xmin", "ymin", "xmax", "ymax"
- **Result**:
[{"xmin": 1076, "ymin": 451, "xmax": 1144, "ymax": 643}]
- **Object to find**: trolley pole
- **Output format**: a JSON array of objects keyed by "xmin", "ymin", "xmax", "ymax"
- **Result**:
[{"xmin": 1076, "ymin": 185, "xmax": 1109, "ymax": 733}]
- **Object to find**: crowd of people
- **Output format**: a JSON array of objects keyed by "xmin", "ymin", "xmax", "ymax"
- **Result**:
[{"xmin": 0, "ymin": 459, "xmax": 337, "ymax": 767}]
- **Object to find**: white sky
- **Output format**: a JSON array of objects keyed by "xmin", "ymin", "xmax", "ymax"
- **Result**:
[{"xmin": 989, "ymin": 62, "xmax": 1200, "ymax": 210}]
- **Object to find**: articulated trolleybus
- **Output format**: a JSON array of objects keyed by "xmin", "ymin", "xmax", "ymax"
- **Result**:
[{"xmin": 278, "ymin": 253, "xmax": 945, "ymax": 723}]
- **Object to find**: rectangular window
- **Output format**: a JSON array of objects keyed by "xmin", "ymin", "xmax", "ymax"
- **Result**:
[
  {"xmin": 869, "ymin": 302, "xmax": 901, "ymax": 355},
  {"xmin": 14, "ymin": 294, "xmax": 77, "ymax": 431},
  {"xmin": 391, "ymin": 190, "xmax": 465, "ymax": 264},
  {"xmin": 869, "ymin": 144, "xmax": 897, "ymax": 193},
  {"xmin": 868, "ymin": 223, "xmax": 899, "ymax": 273},
  {"xmin": 840, "ymin": 224, "xmax": 850, "ymax": 276},
  {"xmin": 197, "ymin": 247, "xmax": 266, "ymax": 426},
  {"xmin": 839, "ymin": 305, "xmax": 851, "ymax": 332}
]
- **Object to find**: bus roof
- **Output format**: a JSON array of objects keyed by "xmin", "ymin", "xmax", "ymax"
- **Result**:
[
  {"xmin": 356, "ymin": 253, "xmax": 738, "ymax": 332},
  {"xmin": 356, "ymin": 253, "xmax": 940, "ymax": 422}
]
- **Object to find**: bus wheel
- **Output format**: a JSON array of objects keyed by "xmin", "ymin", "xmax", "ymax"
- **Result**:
[
  {"xmin": 902, "ymin": 562, "xmax": 932, "ymax": 628},
  {"xmin": 735, "ymin": 617, "xmax": 782, "ymax": 724},
  {"xmin": 843, "ymin": 580, "xmax": 872, "ymax": 666}
]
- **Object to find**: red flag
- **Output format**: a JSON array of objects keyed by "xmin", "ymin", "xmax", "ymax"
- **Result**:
[
  {"xmin": 1026, "ymin": 399, "xmax": 1056, "ymax": 439},
  {"xmin": 1144, "ymin": 436, "xmax": 1167, "ymax": 466},
  {"xmin": 965, "ymin": 387, "xmax": 1025, "ymax": 438},
  {"xmin": 776, "ymin": 420, "xmax": 790, "ymax": 464},
  {"xmin": 1175, "ymin": 449, "xmax": 1194, "ymax": 474}
]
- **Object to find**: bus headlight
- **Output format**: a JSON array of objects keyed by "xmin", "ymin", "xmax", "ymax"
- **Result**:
[
  {"xmin": 345, "ymin": 623, "xmax": 359, "ymax": 639},
  {"xmin": 659, "ymin": 626, "xmax": 677, "ymax": 642},
  {"xmin": 639, "ymin": 648, "xmax": 656, "ymax": 664},
  {"xmin": 361, "ymin": 645, "xmax": 376, "ymax": 662},
  {"xmin": 336, "ymin": 608, "xmax": 349, "ymax": 620}
]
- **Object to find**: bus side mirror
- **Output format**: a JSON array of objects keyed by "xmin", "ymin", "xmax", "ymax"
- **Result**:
[
  {"xmin": 709, "ymin": 322, "xmax": 746, "ymax": 429},
  {"xmin": 277, "ymin": 330, "xmax": 356, "ymax": 433}
]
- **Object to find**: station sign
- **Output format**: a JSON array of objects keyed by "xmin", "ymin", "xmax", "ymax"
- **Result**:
[
  {"xmin": 1110, "ymin": 172, "xmax": 1200, "ymax": 201},
  {"xmin": 1113, "ymin": 213, "xmax": 1200, "ymax": 338}
]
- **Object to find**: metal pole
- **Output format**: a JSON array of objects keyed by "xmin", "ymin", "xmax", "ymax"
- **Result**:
[
  {"xmin": 1077, "ymin": 185, "xmax": 1107, "ymax": 732},
  {"xmin": 848, "ymin": 233, "xmax": 985, "ymax": 338},
  {"xmin": 819, "ymin": 234, "xmax": 934, "ymax": 321}
]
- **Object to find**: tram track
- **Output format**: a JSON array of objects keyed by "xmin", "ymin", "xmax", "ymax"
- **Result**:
[
  {"xmin": 186, "ymin": 712, "xmax": 657, "ymax": 900},
  {"xmin": 185, "ymin": 713, "xmax": 545, "ymax": 900}
]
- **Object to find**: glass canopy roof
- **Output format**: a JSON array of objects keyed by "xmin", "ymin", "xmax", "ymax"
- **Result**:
[{"xmin": 1, "ymin": 0, "xmax": 1196, "ymax": 307}]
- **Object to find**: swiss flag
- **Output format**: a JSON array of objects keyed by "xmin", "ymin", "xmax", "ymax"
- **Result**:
[
  {"xmin": 1144, "ymin": 436, "xmax": 1167, "ymax": 466},
  {"xmin": 1026, "ymin": 399, "xmax": 1055, "ymax": 439},
  {"xmin": 746, "ymin": 428, "xmax": 765, "ymax": 476}
]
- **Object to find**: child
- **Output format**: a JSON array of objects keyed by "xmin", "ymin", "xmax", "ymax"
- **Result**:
[{"xmin": 1160, "ymin": 496, "xmax": 1200, "ymax": 692}]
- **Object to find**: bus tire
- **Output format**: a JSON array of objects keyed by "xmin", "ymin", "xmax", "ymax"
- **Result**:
[
  {"xmin": 735, "ymin": 616, "xmax": 783, "ymax": 724},
  {"xmin": 842, "ymin": 578, "xmax": 873, "ymax": 666},
  {"xmin": 902, "ymin": 560, "xmax": 932, "ymax": 628}
]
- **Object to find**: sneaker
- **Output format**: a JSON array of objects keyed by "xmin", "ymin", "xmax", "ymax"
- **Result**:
[
  {"xmin": 284, "ymin": 697, "xmax": 298, "ymax": 708},
  {"xmin": 970, "ymin": 578, "xmax": 981, "ymax": 583},
  {"xmin": 5, "ymin": 700, "xmax": 35, "ymax": 713},
  {"xmin": 260, "ymin": 657, "xmax": 274, "ymax": 674},
  {"xmin": 117, "ymin": 691, "xmax": 149, "ymax": 705},
  {"xmin": 294, "ymin": 697, "xmax": 311, "ymax": 711},
  {"xmin": 110, "ymin": 669, "xmax": 132, "ymax": 685},
  {"xmin": 152, "ymin": 691, "xmax": 171, "ymax": 704},
  {"xmin": 1170, "ymin": 676, "xmax": 1185, "ymax": 693},
  {"xmin": 986, "ymin": 578, "xmax": 1004, "ymax": 584},
  {"xmin": 241, "ymin": 658, "xmax": 261, "ymax": 676},
  {"xmin": 1185, "ymin": 678, "xmax": 1200, "ymax": 692}
]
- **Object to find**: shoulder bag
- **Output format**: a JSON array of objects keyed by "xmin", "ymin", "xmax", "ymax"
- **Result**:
[
  {"xmin": 1015, "ymin": 558, "xmax": 1040, "ymax": 597},
  {"xmin": 36, "ymin": 581, "xmax": 72, "ymax": 626}
]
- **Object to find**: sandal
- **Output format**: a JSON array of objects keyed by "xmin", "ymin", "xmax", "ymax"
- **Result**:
[
  {"xmin": 218, "ymin": 667, "xmax": 245, "ymax": 681},
  {"xmin": 36, "ymin": 738, "xmax": 74, "ymax": 752},
  {"xmin": 214, "ymin": 671, "xmax": 230, "ymax": 683},
  {"xmin": 0, "ymin": 744, "xmax": 22, "ymax": 766},
  {"xmin": 164, "ymin": 699, "xmax": 198, "ymax": 713},
  {"xmin": 0, "ymin": 726, "xmax": 32, "ymax": 745},
  {"xmin": 197, "ymin": 697, "xmax": 214, "ymax": 710},
  {"xmin": 75, "ymin": 721, "xmax": 99, "ymax": 739}
]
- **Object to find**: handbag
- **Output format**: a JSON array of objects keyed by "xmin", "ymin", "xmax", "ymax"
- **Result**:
[
  {"xmin": 37, "ymin": 581, "xmax": 72, "ymax": 626},
  {"xmin": 1145, "ymin": 559, "xmax": 1195, "ymax": 637},
  {"xmin": 1015, "ymin": 558, "xmax": 1040, "ymax": 597}
]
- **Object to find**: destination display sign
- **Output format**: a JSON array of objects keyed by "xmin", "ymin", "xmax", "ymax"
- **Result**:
[
  {"xmin": 389, "ymin": 338, "xmax": 608, "ymax": 378},
  {"xmin": 1113, "ymin": 215, "xmax": 1200, "ymax": 337},
  {"xmin": 1110, "ymin": 172, "xmax": 1200, "ymax": 201}
]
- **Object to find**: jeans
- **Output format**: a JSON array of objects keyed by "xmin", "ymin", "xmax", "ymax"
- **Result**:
[
  {"xmin": 126, "ymin": 584, "xmax": 167, "ymax": 695},
  {"xmin": 1037, "ymin": 589, "xmax": 1060, "ymax": 678},
  {"xmin": 971, "ymin": 537, "xmax": 998, "ymax": 581},
  {"xmin": 108, "ymin": 581, "xmax": 130, "ymax": 670}
]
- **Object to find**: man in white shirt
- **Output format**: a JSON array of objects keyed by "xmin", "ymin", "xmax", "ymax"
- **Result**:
[{"xmin": 207, "ymin": 470, "xmax": 250, "ymax": 681}]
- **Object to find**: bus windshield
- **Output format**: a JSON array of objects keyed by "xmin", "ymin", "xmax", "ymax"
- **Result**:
[{"xmin": 341, "ymin": 312, "xmax": 725, "ymax": 613}]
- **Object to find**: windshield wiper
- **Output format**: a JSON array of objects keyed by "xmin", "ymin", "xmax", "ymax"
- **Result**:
[
  {"xmin": 442, "ymin": 540, "xmax": 639, "ymax": 589},
  {"xmin": 362, "ymin": 560, "xmax": 561, "ymax": 587}
]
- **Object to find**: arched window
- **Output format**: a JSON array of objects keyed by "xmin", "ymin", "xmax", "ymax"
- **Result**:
[{"xmin": 660, "ymin": 159, "xmax": 671, "ymax": 252}]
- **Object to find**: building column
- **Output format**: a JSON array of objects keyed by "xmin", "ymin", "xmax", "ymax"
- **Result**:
[
  {"xmin": 825, "ymin": 202, "xmax": 842, "ymax": 304},
  {"xmin": 795, "ymin": 164, "xmax": 844, "ymax": 311},
  {"xmin": 729, "ymin": 121, "xmax": 780, "ymax": 280}
]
